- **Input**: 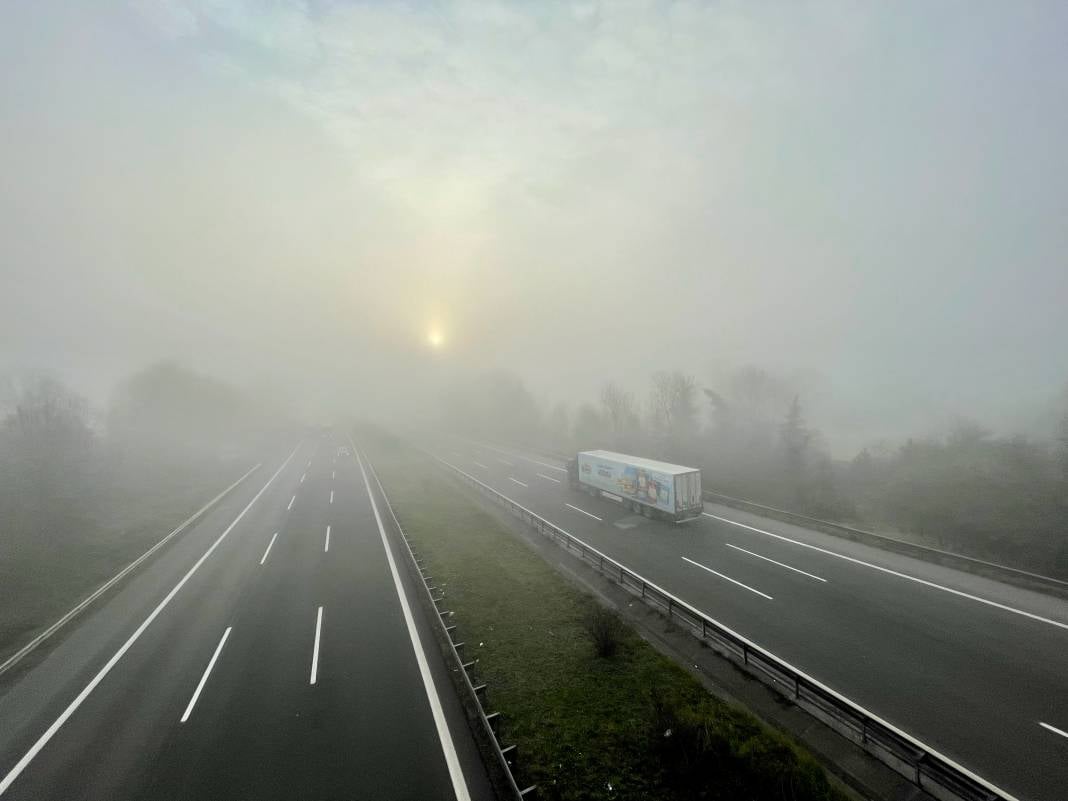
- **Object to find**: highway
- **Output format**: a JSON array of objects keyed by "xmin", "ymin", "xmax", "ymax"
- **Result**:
[
  {"xmin": 438, "ymin": 439, "xmax": 1068, "ymax": 801},
  {"xmin": 0, "ymin": 435, "xmax": 493, "ymax": 801}
]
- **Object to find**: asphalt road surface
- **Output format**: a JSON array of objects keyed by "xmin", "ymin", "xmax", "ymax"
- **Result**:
[
  {"xmin": 437, "ymin": 439, "xmax": 1068, "ymax": 801},
  {"xmin": 0, "ymin": 434, "xmax": 494, "ymax": 801}
]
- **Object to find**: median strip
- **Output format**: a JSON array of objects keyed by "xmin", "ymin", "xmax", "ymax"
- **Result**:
[{"xmin": 364, "ymin": 435, "xmax": 846, "ymax": 801}]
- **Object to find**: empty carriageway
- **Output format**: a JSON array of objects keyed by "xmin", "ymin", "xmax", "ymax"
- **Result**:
[
  {"xmin": 444, "ymin": 438, "xmax": 1068, "ymax": 801},
  {"xmin": 0, "ymin": 436, "xmax": 492, "ymax": 801}
]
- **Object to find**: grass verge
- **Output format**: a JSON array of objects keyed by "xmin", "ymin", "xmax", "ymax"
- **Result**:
[{"xmin": 364, "ymin": 432, "xmax": 848, "ymax": 801}]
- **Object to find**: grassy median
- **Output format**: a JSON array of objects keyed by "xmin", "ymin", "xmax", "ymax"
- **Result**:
[{"xmin": 363, "ymin": 432, "xmax": 848, "ymax": 801}]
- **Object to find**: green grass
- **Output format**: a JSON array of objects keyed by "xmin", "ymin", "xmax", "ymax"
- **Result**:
[{"xmin": 364, "ymin": 432, "xmax": 848, "ymax": 801}]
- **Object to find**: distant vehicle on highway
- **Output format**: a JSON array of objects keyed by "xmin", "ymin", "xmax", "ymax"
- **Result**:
[{"xmin": 566, "ymin": 450, "xmax": 703, "ymax": 522}]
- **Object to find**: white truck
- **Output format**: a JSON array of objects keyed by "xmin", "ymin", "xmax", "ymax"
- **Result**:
[{"xmin": 566, "ymin": 450, "xmax": 703, "ymax": 522}]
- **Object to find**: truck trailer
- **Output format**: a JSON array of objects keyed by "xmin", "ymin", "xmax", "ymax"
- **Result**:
[{"xmin": 566, "ymin": 450, "xmax": 703, "ymax": 522}]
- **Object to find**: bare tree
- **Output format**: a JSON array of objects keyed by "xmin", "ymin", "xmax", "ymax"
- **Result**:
[
  {"xmin": 599, "ymin": 382, "xmax": 640, "ymax": 450},
  {"xmin": 780, "ymin": 395, "xmax": 811, "ymax": 504},
  {"xmin": 647, "ymin": 371, "xmax": 698, "ymax": 458}
]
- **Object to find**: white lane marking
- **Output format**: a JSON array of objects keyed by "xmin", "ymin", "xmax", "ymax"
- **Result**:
[
  {"xmin": 726, "ymin": 543, "xmax": 827, "ymax": 583},
  {"xmin": 259, "ymin": 532, "xmax": 278, "ymax": 565},
  {"xmin": 0, "ymin": 462, "xmax": 261, "ymax": 679},
  {"xmin": 703, "ymin": 513, "xmax": 1068, "ymax": 630},
  {"xmin": 300, "ymin": 473, "xmax": 306, "ymax": 484},
  {"xmin": 476, "ymin": 442, "xmax": 568, "ymax": 473},
  {"xmin": 0, "ymin": 447, "xmax": 297, "ymax": 797},
  {"xmin": 310, "ymin": 606, "xmax": 323, "ymax": 685},
  {"xmin": 180, "ymin": 627, "xmax": 232, "ymax": 723},
  {"xmin": 473, "ymin": 461, "xmax": 489, "ymax": 469},
  {"xmin": 495, "ymin": 457, "xmax": 514, "ymax": 467},
  {"xmin": 288, "ymin": 495, "xmax": 295, "ymax": 511},
  {"xmin": 682, "ymin": 556, "xmax": 774, "ymax": 600},
  {"xmin": 565, "ymin": 503, "xmax": 602, "ymax": 522},
  {"xmin": 329, "ymin": 490, "xmax": 334, "ymax": 504},
  {"xmin": 324, "ymin": 525, "xmax": 331, "ymax": 553},
  {"xmin": 508, "ymin": 477, "xmax": 527, "ymax": 487},
  {"xmin": 331, "ymin": 470, "xmax": 335, "ymax": 480},
  {"xmin": 1040, "ymin": 721, "xmax": 1068, "ymax": 740},
  {"xmin": 307, "ymin": 460, "xmax": 312, "ymax": 468},
  {"xmin": 354, "ymin": 446, "xmax": 472, "ymax": 801},
  {"xmin": 537, "ymin": 473, "xmax": 561, "ymax": 483}
]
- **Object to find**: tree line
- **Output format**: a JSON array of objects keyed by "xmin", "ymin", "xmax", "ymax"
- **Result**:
[
  {"xmin": 441, "ymin": 367, "xmax": 1068, "ymax": 577},
  {"xmin": 0, "ymin": 362, "xmax": 289, "ymax": 562}
]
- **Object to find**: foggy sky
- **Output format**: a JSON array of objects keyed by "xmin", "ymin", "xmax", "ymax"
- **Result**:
[{"xmin": 2, "ymin": 1, "xmax": 1067, "ymax": 454}]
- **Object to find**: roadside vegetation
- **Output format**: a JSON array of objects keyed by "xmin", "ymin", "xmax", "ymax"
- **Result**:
[
  {"xmin": 0, "ymin": 363, "xmax": 289, "ymax": 665},
  {"xmin": 440, "ymin": 367, "xmax": 1068, "ymax": 578},
  {"xmin": 364, "ymin": 431, "xmax": 848, "ymax": 801}
]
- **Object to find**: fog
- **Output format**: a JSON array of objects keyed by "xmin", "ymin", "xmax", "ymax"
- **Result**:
[{"xmin": 3, "ymin": 1, "xmax": 1068, "ymax": 454}]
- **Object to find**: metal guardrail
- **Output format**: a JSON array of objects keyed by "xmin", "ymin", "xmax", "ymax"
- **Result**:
[
  {"xmin": 364, "ymin": 458, "xmax": 536, "ymax": 800},
  {"xmin": 436, "ymin": 456, "xmax": 1019, "ymax": 801},
  {"xmin": 703, "ymin": 490, "xmax": 1068, "ymax": 595}
]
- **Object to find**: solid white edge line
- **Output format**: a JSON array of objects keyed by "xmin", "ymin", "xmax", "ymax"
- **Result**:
[
  {"xmin": 0, "ymin": 462, "xmax": 261, "ymax": 679},
  {"xmin": 433, "ymin": 455, "xmax": 1022, "ymax": 801},
  {"xmin": 288, "ymin": 495, "xmax": 296, "ymax": 511},
  {"xmin": 325, "ymin": 525, "xmax": 331, "ymax": 553},
  {"xmin": 354, "ymin": 445, "xmax": 471, "ymax": 801},
  {"xmin": 310, "ymin": 606, "xmax": 323, "ymax": 685},
  {"xmin": 536, "ymin": 473, "xmax": 562, "ymax": 483},
  {"xmin": 508, "ymin": 477, "xmax": 527, "ymax": 487},
  {"xmin": 260, "ymin": 532, "xmax": 279, "ymax": 566},
  {"xmin": 703, "ymin": 513, "xmax": 1068, "ymax": 631},
  {"xmin": 565, "ymin": 502, "xmax": 601, "ymax": 522},
  {"xmin": 0, "ymin": 445, "xmax": 299, "ymax": 797},
  {"xmin": 681, "ymin": 556, "xmax": 774, "ymax": 600},
  {"xmin": 180, "ymin": 626, "xmax": 233, "ymax": 723},
  {"xmin": 726, "ymin": 543, "xmax": 827, "ymax": 582},
  {"xmin": 1039, "ymin": 721, "xmax": 1068, "ymax": 740}
]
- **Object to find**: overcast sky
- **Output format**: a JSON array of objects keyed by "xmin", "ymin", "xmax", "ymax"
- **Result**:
[{"xmin": 2, "ymin": 1, "xmax": 1066, "ymax": 454}]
